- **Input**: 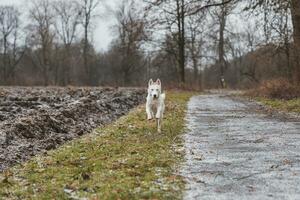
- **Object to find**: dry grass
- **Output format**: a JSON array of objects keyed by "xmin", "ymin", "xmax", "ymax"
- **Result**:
[
  {"xmin": 245, "ymin": 79, "xmax": 300, "ymax": 114},
  {"xmin": 246, "ymin": 79, "xmax": 300, "ymax": 100},
  {"xmin": 256, "ymin": 98, "xmax": 300, "ymax": 114}
]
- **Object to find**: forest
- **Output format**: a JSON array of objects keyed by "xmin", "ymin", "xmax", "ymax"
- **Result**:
[{"xmin": 0, "ymin": 0, "xmax": 299, "ymax": 90}]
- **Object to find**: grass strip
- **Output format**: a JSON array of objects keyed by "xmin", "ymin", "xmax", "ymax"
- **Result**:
[{"xmin": 256, "ymin": 97, "xmax": 300, "ymax": 114}]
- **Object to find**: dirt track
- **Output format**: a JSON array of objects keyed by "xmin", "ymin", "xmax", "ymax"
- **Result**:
[
  {"xmin": 0, "ymin": 87, "xmax": 145, "ymax": 171},
  {"xmin": 181, "ymin": 91, "xmax": 300, "ymax": 200}
]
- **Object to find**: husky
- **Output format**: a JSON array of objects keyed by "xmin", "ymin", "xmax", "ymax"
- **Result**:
[{"xmin": 146, "ymin": 79, "xmax": 166, "ymax": 133}]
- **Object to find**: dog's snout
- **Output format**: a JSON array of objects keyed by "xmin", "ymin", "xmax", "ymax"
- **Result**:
[{"xmin": 153, "ymin": 94, "xmax": 157, "ymax": 98}]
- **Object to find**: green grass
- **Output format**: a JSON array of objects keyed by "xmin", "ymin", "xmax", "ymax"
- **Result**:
[
  {"xmin": 0, "ymin": 91, "xmax": 195, "ymax": 200},
  {"xmin": 256, "ymin": 97, "xmax": 300, "ymax": 114}
]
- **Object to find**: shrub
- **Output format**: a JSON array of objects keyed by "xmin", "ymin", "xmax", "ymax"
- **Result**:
[{"xmin": 247, "ymin": 79, "xmax": 300, "ymax": 100}]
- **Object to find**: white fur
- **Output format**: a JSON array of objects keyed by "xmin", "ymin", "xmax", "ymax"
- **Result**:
[{"xmin": 146, "ymin": 79, "xmax": 165, "ymax": 133}]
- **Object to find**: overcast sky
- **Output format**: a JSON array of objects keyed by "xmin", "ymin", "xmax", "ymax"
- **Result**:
[
  {"xmin": 0, "ymin": 0, "xmax": 266, "ymax": 54},
  {"xmin": 0, "ymin": 0, "xmax": 117, "ymax": 51}
]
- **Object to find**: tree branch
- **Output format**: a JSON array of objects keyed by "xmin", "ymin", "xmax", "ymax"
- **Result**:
[{"xmin": 188, "ymin": 0, "xmax": 234, "ymax": 16}]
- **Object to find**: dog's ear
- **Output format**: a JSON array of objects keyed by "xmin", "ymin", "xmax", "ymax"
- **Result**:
[
  {"xmin": 148, "ymin": 79, "xmax": 153, "ymax": 86},
  {"xmin": 156, "ymin": 79, "xmax": 161, "ymax": 85}
]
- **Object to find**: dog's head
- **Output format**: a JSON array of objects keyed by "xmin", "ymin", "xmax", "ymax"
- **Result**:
[{"xmin": 148, "ymin": 79, "xmax": 162, "ymax": 99}]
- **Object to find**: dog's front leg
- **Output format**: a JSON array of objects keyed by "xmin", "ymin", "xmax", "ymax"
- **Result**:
[
  {"xmin": 156, "ymin": 118, "xmax": 161, "ymax": 133},
  {"xmin": 146, "ymin": 101, "xmax": 153, "ymax": 120},
  {"xmin": 155, "ymin": 105, "xmax": 162, "ymax": 119},
  {"xmin": 156, "ymin": 105, "xmax": 163, "ymax": 133}
]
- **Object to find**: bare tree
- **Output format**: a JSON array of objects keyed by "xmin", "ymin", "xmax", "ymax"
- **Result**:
[
  {"xmin": 0, "ymin": 6, "xmax": 24, "ymax": 84},
  {"xmin": 246, "ymin": 0, "xmax": 300, "ymax": 84},
  {"xmin": 144, "ymin": 0, "xmax": 235, "ymax": 85},
  {"xmin": 186, "ymin": 12, "xmax": 205, "ymax": 88},
  {"xmin": 53, "ymin": 0, "xmax": 82, "ymax": 85},
  {"xmin": 270, "ymin": 5, "xmax": 293, "ymax": 78},
  {"xmin": 212, "ymin": 0, "xmax": 236, "ymax": 88},
  {"xmin": 291, "ymin": 0, "xmax": 300, "ymax": 84},
  {"xmin": 28, "ymin": 0, "xmax": 55, "ymax": 86},
  {"xmin": 144, "ymin": 0, "xmax": 189, "ymax": 84},
  {"xmin": 240, "ymin": 29, "xmax": 259, "ymax": 83},
  {"xmin": 78, "ymin": 0, "xmax": 102, "ymax": 84},
  {"xmin": 114, "ymin": 0, "xmax": 147, "ymax": 86}
]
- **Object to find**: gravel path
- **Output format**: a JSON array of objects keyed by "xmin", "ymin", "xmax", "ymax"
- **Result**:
[{"xmin": 181, "ymin": 91, "xmax": 300, "ymax": 200}]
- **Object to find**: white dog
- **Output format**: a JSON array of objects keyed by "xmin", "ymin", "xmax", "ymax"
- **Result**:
[{"xmin": 146, "ymin": 79, "xmax": 165, "ymax": 133}]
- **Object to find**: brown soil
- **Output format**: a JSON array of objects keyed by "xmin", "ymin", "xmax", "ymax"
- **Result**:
[{"xmin": 0, "ymin": 87, "xmax": 145, "ymax": 171}]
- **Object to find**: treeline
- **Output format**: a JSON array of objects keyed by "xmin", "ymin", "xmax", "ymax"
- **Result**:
[
  {"xmin": 0, "ymin": 0, "xmax": 100, "ymax": 86},
  {"xmin": 0, "ymin": 0, "xmax": 300, "ymax": 88},
  {"xmin": 204, "ymin": 44, "xmax": 296, "ymax": 89},
  {"xmin": 0, "ymin": 0, "xmax": 184, "ymax": 87},
  {"xmin": 203, "ymin": 0, "xmax": 300, "ymax": 89}
]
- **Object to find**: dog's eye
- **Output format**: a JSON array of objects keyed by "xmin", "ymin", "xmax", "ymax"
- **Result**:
[{"xmin": 151, "ymin": 89, "xmax": 154, "ymax": 91}]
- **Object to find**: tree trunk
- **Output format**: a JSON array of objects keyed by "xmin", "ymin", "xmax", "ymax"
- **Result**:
[
  {"xmin": 176, "ymin": 0, "xmax": 185, "ymax": 85},
  {"xmin": 218, "ymin": 4, "xmax": 227, "ymax": 88},
  {"xmin": 123, "ymin": 69, "xmax": 130, "ymax": 86},
  {"xmin": 219, "ymin": 8, "xmax": 226, "ymax": 88},
  {"xmin": 192, "ymin": 55, "xmax": 198, "ymax": 83},
  {"xmin": 42, "ymin": 40, "xmax": 50, "ymax": 86},
  {"xmin": 84, "ymin": 20, "xmax": 89, "ymax": 84},
  {"xmin": 218, "ymin": 16, "xmax": 225, "ymax": 76},
  {"xmin": 3, "ymin": 35, "xmax": 8, "ymax": 83},
  {"xmin": 180, "ymin": 0, "xmax": 185, "ymax": 84},
  {"xmin": 66, "ymin": 45, "xmax": 72, "ymax": 85},
  {"xmin": 291, "ymin": 0, "xmax": 300, "ymax": 85}
]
